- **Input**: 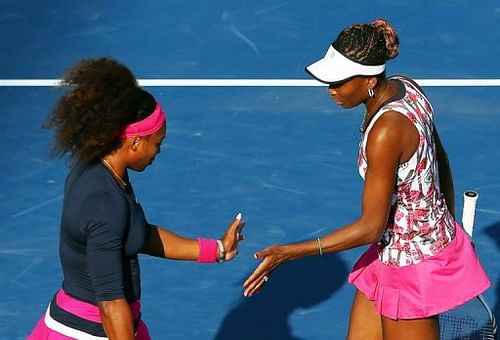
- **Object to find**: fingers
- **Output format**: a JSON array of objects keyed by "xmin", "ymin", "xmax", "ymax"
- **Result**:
[
  {"xmin": 231, "ymin": 220, "xmax": 245, "ymax": 244},
  {"xmin": 253, "ymin": 247, "xmax": 271, "ymax": 259},
  {"xmin": 223, "ymin": 215, "xmax": 246, "ymax": 261},
  {"xmin": 243, "ymin": 272, "xmax": 270, "ymax": 297},
  {"xmin": 242, "ymin": 254, "xmax": 270, "ymax": 289},
  {"xmin": 243, "ymin": 265, "xmax": 266, "ymax": 288},
  {"xmin": 246, "ymin": 275, "xmax": 269, "ymax": 297},
  {"xmin": 238, "ymin": 232, "xmax": 245, "ymax": 241},
  {"xmin": 228, "ymin": 213, "xmax": 245, "ymax": 243},
  {"xmin": 229, "ymin": 214, "xmax": 245, "ymax": 234},
  {"xmin": 236, "ymin": 221, "xmax": 245, "ymax": 237}
]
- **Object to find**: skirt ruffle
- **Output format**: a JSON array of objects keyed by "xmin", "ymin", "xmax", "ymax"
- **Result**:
[{"xmin": 348, "ymin": 224, "xmax": 490, "ymax": 320}]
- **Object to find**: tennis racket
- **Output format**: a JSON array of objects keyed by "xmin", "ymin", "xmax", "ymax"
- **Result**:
[{"xmin": 439, "ymin": 190, "xmax": 498, "ymax": 339}]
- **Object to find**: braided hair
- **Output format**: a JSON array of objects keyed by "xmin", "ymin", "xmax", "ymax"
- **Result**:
[
  {"xmin": 333, "ymin": 19, "xmax": 400, "ymax": 66},
  {"xmin": 45, "ymin": 57, "xmax": 156, "ymax": 164}
]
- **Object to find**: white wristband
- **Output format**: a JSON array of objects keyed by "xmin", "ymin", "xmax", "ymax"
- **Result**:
[{"xmin": 216, "ymin": 239, "xmax": 225, "ymax": 263}]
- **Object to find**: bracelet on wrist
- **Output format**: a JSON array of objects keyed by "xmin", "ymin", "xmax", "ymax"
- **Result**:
[
  {"xmin": 316, "ymin": 237, "xmax": 323, "ymax": 256},
  {"xmin": 216, "ymin": 239, "xmax": 226, "ymax": 263}
]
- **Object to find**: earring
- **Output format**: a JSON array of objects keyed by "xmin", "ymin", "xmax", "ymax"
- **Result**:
[
  {"xmin": 368, "ymin": 88, "xmax": 375, "ymax": 97},
  {"xmin": 132, "ymin": 137, "xmax": 141, "ymax": 150}
]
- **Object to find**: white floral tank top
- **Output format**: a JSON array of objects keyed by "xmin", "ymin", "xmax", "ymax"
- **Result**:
[{"xmin": 358, "ymin": 76, "xmax": 456, "ymax": 267}]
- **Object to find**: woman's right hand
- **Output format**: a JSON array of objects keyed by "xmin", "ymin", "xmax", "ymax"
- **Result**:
[
  {"xmin": 242, "ymin": 244, "xmax": 289, "ymax": 297},
  {"xmin": 219, "ymin": 213, "xmax": 245, "ymax": 262}
]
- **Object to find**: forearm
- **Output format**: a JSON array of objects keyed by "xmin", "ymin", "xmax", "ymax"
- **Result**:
[
  {"xmin": 282, "ymin": 220, "xmax": 382, "ymax": 261},
  {"xmin": 320, "ymin": 220, "xmax": 381, "ymax": 253},
  {"xmin": 142, "ymin": 225, "xmax": 199, "ymax": 260},
  {"xmin": 142, "ymin": 216, "xmax": 243, "ymax": 262},
  {"xmin": 98, "ymin": 299, "xmax": 134, "ymax": 340}
]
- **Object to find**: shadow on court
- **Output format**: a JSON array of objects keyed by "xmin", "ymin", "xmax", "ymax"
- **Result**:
[
  {"xmin": 485, "ymin": 221, "xmax": 500, "ymax": 319},
  {"xmin": 214, "ymin": 253, "xmax": 349, "ymax": 340}
]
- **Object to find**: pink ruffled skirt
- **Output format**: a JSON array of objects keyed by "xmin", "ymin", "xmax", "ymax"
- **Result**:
[
  {"xmin": 28, "ymin": 289, "xmax": 151, "ymax": 339},
  {"xmin": 348, "ymin": 224, "xmax": 490, "ymax": 320}
]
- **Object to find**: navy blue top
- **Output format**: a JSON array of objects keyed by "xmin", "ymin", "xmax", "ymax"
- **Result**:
[{"xmin": 59, "ymin": 161, "xmax": 152, "ymax": 304}]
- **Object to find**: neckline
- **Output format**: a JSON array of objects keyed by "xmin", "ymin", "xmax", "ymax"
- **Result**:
[{"xmin": 100, "ymin": 159, "xmax": 129, "ymax": 192}]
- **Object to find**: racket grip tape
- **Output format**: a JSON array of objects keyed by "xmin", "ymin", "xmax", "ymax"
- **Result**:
[{"xmin": 461, "ymin": 190, "xmax": 478, "ymax": 237}]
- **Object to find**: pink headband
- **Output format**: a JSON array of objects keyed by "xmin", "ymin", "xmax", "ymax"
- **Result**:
[{"xmin": 121, "ymin": 102, "xmax": 166, "ymax": 138}]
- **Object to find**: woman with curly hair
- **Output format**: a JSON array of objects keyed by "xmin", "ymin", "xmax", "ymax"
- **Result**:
[
  {"xmin": 28, "ymin": 57, "xmax": 245, "ymax": 340},
  {"xmin": 243, "ymin": 19, "xmax": 490, "ymax": 339}
]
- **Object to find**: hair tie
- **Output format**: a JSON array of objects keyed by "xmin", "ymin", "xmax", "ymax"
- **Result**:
[{"xmin": 371, "ymin": 19, "xmax": 386, "ymax": 26}]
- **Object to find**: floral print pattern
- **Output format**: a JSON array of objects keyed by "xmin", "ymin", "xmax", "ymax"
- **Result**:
[{"xmin": 358, "ymin": 76, "xmax": 456, "ymax": 267}]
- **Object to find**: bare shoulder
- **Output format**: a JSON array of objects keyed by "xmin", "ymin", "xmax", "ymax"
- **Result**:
[
  {"xmin": 367, "ymin": 110, "xmax": 407, "ymax": 142},
  {"xmin": 367, "ymin": 110, "xmax": 419, "ymax": 161},
  {"xmin": 367, "ymin": 111, "xmax": 420, "ymax": 155}
]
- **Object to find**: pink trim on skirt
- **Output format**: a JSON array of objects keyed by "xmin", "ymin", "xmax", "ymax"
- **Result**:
[
  {"xmin": 28, "ymin": 290, "xmax": 151, "ymax": 339},
  {"xmin": 348, "ymin": 224, "xmax": 490, "ymax": 320}
]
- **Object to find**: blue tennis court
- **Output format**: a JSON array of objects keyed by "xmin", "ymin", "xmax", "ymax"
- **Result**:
[{"xmin": 1, "ymin": 1, "xmax": 499, "ymax": 339}]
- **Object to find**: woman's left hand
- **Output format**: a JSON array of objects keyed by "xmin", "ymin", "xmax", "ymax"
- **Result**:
[{"xmin": 220, "ymin": 212, "xmax": 245, "ymax": 262}]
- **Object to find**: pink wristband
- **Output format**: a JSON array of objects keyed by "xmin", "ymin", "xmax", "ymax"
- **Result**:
[{"xmin": 197, "ymin": 238, "xmax": 218, "ymax": 263}]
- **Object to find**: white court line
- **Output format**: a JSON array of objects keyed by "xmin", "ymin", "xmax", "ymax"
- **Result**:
[
  {"xmin": 1, "ymin": 78, "xmax": 500, "ymax": 87},
  {"xmin": 12, "ymin": 195, "xmax": 62, "ymax": 218}
]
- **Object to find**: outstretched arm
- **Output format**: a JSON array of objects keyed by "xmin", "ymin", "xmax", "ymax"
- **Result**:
[
  {"xmin": 141, "ymin": 214, "xmax": 245, "ymax": 262},
  {"xmin": 141, "ymin": 226, "xmax": 199, "ymax": 260},
  {"xmin": 243, "ymin": 112, "xmax": 413, "ymax": 297}
]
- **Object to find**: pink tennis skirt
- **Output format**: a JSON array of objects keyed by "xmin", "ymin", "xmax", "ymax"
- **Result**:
[
  {"xmin": 28, "ymin": 289, "xmax": 151, "ymax": 339},
  {"xmin": 348, "ymin": 224, "xmax": 490, "ymax": 320}
]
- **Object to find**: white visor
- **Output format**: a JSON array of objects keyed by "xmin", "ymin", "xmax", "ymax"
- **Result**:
[{"xmin": 305, "ymin": 45, "xmax": 385, "ymax": 84}]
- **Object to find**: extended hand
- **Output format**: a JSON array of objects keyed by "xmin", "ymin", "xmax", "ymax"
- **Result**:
[{"xmin": 242, "ymin": 245, "xmax": 289, "ymax": 297}]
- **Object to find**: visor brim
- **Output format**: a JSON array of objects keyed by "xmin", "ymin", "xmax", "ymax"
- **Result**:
[{"xmin": 305, "ymin": 45, "xmax": 385, "ymax": 85}]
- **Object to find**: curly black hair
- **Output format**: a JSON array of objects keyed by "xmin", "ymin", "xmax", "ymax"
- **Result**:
[{"xmin": 45, "ymin": 57, "xmax": 156, "ymax": 164}]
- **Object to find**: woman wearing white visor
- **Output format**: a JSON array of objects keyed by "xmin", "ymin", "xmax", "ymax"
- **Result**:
[{"xmin": 243, "ymin": 19, "xmax": 490, "ymax": 339}]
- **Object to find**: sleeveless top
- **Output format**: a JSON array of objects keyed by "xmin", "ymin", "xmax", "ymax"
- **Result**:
[{"xmin": 358, "ymin": 76, "xmax": 456, "ymax": 267}]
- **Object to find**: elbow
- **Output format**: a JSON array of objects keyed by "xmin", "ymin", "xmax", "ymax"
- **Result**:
[
  {"xmin": 97, "ymin": 299, "xmax": 127, "ymax": 320},
  {"xmin": 97, "ymin": 300, "xmax": 114, "ymax": 319},
  {"xmin": 359, "ymin": 222, "xmax": 386, "ymax": 245}
]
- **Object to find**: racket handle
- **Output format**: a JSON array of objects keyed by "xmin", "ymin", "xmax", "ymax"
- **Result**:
[{"xmin": 461, "ymin": 190, "xmax": 479, "ymax": 237}]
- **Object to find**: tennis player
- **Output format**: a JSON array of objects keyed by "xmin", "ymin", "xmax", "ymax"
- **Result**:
[
  {"xmin": 243, "ymin": 19, "xmax": 490, "ymax": 339},
  {"xmin": 28, "ymin": 57, "xmax": 245, "ymax": 340}
]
